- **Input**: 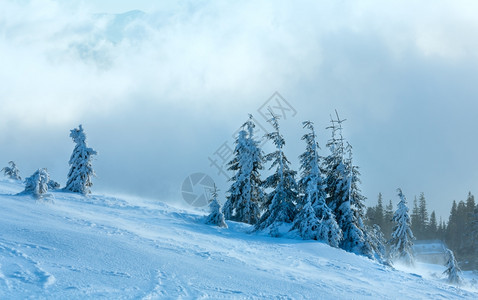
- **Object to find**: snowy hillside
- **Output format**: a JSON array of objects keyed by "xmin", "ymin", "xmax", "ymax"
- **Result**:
[{"xmin": 0, "ymin": 179, "xmax": 476, "ymax": 299}]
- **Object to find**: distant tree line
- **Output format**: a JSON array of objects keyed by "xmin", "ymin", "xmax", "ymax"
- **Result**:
[{"xmin": 365, "ymin": 191, "xmax": 478, "ymax": 270}]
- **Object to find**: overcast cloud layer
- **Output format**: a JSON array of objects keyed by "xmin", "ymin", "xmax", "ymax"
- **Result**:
[{"xmin": 1, "ymin": 0, "xmax": 478, "ymax": 219}]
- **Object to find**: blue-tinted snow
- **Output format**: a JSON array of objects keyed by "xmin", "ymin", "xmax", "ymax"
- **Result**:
[{"xmin": 0, "ymin": 179, "xmax": 477, "ymax": 299}]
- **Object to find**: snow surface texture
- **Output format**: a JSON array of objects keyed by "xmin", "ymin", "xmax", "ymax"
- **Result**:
[{"xmin": 0, "ymin": 179, "xmax": 477, "ymax": 299}]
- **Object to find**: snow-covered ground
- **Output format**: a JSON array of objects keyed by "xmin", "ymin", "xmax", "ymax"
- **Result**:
[{"xmin": 0, "ymin": 178, "xmax": 477, "ymax": 299}]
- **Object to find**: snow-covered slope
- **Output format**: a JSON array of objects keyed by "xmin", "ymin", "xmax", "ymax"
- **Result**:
[{"xmin": 0, "ymin": 179, "xmax": 476, "ymax": 299}]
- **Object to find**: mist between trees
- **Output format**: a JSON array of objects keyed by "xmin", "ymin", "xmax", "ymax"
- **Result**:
[{"xmin": 366, "ymin": 191, "xmax": 478, "ymax": 270}]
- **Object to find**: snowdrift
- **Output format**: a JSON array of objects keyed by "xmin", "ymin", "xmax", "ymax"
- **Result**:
[{"xmin": 0, "ymin": 179, "xmax": 476, "ymax": 299}]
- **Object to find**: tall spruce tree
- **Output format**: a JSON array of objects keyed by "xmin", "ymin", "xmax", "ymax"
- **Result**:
[
  {"xmin": 291, "ymin": 121, "xmax": 341, "ymax": 247},
  {"xmin": 466, "ymin": 192, "xmax": 475, "ymax": 223},
  {"xmin": 471, "ymin": 205, "xmax": 478, "ymax": 269},
  {"xmin": 418, "ymin": 192, "xmax": 429, "ymax": 239},
  {"xmin": 428, "ymin": 211, "xmax": 438, "ymax": 240},
  {"xmin": 324, "ymin": 112, "xmax": 374, "ymax": 258},
  {"xmin": 223, "ymin": 115, "xmax": 264, "ymax": 224},
  {"xmin": 375, "ymin": 193, "xmax": 385, "ymax": 229},
  {"xmin": 340, "ymin": 144, "xmax": 374, "ymax": 257},
  {"xmin": 255, "ymin": 112, "xmax": 297, "ymax": 235},
  {"xmin": 365, "ymin": 193, "xmax": 385, "ymax": 229},
  {"xmin": 462, "ymin": 192, "xmax": 476, "ymax": 262},
  {"xmin": 437, "ymin": 217, "xmax": 447, "ymax": 241},
  {"xmin": 411, "ymin": 196, "xmax": 420, "ymax": 239},
  {"xmin": 383, "ymin": 200, "xmax": 394, "ymax": 239},
  {"xmin": 389, "ymin": 188, "xmax": 415, "ymax": 265},
  {"xmin": 324, "ymin": 113, "xmax": 346, "ymax": 214},
  {"xmin": 65, "ymin": 125, "xmax": 97, "ymax": 195},
  {"xmin": 456, "ymin": 201, "xmax": 467, "ymax": 252},
  {"xmin": 446, "ymin": 200, "xmax": 459, "ymax": 249}
]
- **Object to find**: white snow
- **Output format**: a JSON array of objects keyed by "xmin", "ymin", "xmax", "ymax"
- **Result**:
[{"xmin": 0, "ymin": 178, "xmax": 477, "ymax": 299}]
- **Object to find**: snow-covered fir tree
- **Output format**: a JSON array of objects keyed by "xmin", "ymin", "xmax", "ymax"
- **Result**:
[
  {"xmin": 336, "ymin": 145, "xmax": 375, "ymax": 258},
  {"xmin": 291, "ymin": 201, "xmax": 320, "ymax": 239},
  {"xmin": 389, "ymin": 188, "xmax": 415, "ymax": 265},
  {"xmin": 255, "ymin": 112, "xmax": 297, "ymax": 235},
  {"xmin": 23, "ymin": 168, "xmax": 50, "ymax": 198},
  {"xmin": 48, "ymin": 179, "xmax": 60, "ymax": 190},
  {"xmin": 291, "ymin": 121, "xmax": 341, "ymax": 247},
  {"xmin": 366, "ymin": 224, "xmax": 389, "ymax": 265},
  {"xmin": 205, "ymin": 185, "xmax": 227, "ymax": 228},
  {"xmin": 346, "ymin": 147, "xmax": 367, "ymax": 222},
  {"xmin": 443, "ymin": 249, "xmax": 462, "ymax": 285},
  {"xmin": 2, "ymin": 161, "xmax": 21, "ymax": 180},
  {"xmin": 324, "ymin": 113, "xmax": 374, "ymax": 258},
  {"xmin": 223, "ymin": 115, "xmax": 264, "ymax": 224},
  {"xmin": 65, "ymin": 125, "xmax": 97, "ymax": 195},
  {"xmin": 323, "ymin": 114, "xmax": 346, "ymax": 213}
]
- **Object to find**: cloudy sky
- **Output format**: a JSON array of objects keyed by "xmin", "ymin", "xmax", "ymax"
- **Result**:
[{"xmin": 1, "ymin": 0, "xmax": 478, "ymax": 219}]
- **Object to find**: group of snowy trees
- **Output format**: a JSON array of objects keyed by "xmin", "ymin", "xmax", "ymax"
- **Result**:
[
  {"xmin": 291, "ymin": 121, "xmax": 340, "ymax": 247},
  {"xmin": 445, "ymin": 193, "xmax": 478, "ymax": 269},
  {"xmin": 363, "ymin": 188, "xmax": 416, "ymax": 266},
  {"xmin": 204, "ymin": 113, "xmax": 467, "ymax": 282},
  {"xmin": 23, "ymin": 168, "xmax": 60, "ymax": 198},
  {"xmin": 379, "ymin": 189, "xmax": 463, "ymax": 284},
  {"xmin": 411, "ymin": 193, "xmax": 437, "ymax": 240},
  {"xmin": 365, "ymin": 193, "xmax": 397, "ymax": 240},
  {"xmin": 206, "ymin": 112, "xmax": 380, "ymax": 261},
  {"xmin": 366, "ymin": 192, "xmax": 445, "ymax": 242},
  {"xmin": 1, "ymin": 125, "xmax": 97, "ymax": 198},
  {"xmin": 366, "ymin": 190, "xmax": 478, "ymax": 271}
]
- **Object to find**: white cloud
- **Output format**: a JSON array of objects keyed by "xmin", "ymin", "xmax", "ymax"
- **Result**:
[
  {"xmin": 2, "ymin": 0, "xmax": 478, "ymax": 131},
  {"xmin": 1, "ymin": 0, "xmax": 478, "ymax": 218}
]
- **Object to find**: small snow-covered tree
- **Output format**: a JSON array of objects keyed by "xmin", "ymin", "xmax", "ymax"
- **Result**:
[
  {"xmin": 223, "ymin": 115, "xmax": 264, "ymax": 224},
  {"xmin": 443, "ymin": 249, "xmax": 462, "ymax": 285},
  {"xmin": 255, "ymin": 112, "xmax": 297, "ymax": 235},
  {"xmin": 205, "ymin": 185, "xmax": 227, "ymax": 228},
  {"xmin": 24, "ymin": 168, "xmax": 50, "ymax": 198},
  {"xmin": 2, "ymin": 161, "xmax": 21, "ymax": 180},
  {"xmin": 291, "ymin": 121, "xmax": 341, "ymax": 247},
  {"xmin": 48, "ymin": 179, "xmax": 60, "ymax": 190},
  {"xmin": 65, "ymin": 125, "xmax": 97, "ymax": 195},
  {"xmin": 366, "ymin": 224, "xmax": 390, "ymax": 265},
  {"xmin": 389, "ymin": 188, "xmax": 415, "ymax": 265}
]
